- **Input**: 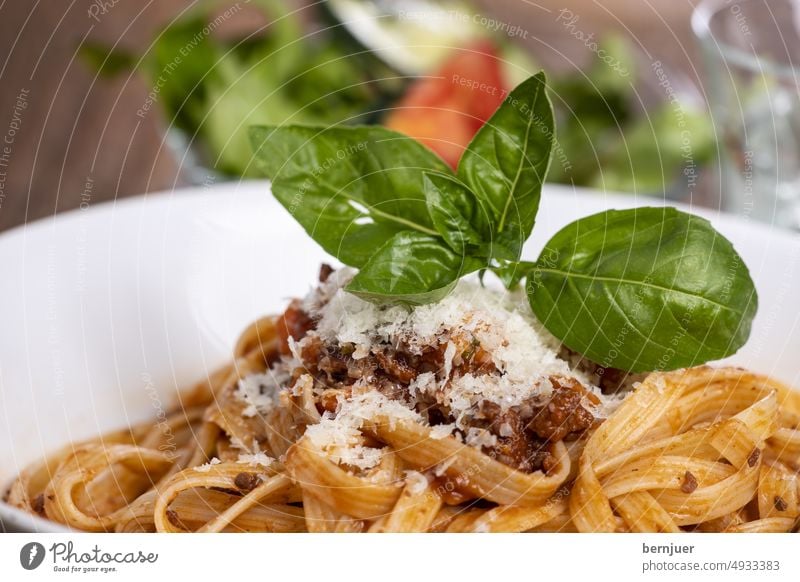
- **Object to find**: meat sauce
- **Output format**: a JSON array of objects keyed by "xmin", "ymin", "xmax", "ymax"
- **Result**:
[{"xmin": 275, "ymin": 266, "xmax": 597, "ymax": 477}]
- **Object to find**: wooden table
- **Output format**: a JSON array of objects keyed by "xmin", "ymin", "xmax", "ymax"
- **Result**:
[{"xmin": 0, "ymin": 0, "xmax": 699, "ymax": 233}]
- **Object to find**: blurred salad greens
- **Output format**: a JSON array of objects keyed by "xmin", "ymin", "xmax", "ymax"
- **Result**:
[
  {"xmin": 547, "ymin": 35, "xmax": 716, "ymax": 193},
  {"xmin": 81, "ymin": 0, "xmax": 398, "ymax": 176},
  {"xmin": 80, "ymin": 0, "xmax": 716, "ymax": 193}
]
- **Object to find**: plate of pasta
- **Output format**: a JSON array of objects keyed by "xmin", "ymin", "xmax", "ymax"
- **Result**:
[
  {"xmin": 2, "ymin": 72, "xmax": 800, "ymax": 534},
  {"xmin": 0, "ymin": 179, "xmax": 798, "ymax": 534}
]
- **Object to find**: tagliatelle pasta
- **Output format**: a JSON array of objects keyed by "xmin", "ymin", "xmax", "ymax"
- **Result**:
[{"xmin": 5, "ymin": 284, "xmax": 800, "ymax": 533}]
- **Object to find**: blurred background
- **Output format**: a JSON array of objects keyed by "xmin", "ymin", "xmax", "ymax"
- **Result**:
[{"xmin": 1, "ymin": 0, "xmax": 798, "ymax": 232}]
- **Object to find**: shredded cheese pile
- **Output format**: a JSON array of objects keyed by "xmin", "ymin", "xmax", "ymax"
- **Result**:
[{"xmin": 234, "ymin": 270, "xmax": 617, "ymax": 471}]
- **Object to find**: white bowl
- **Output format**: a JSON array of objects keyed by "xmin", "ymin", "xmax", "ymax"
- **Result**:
[{"xmin": 1, "ymin": 180, "xmax": 798, "ymax": 531}]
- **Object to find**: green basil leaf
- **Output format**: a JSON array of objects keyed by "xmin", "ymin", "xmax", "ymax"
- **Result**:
[
  {"xmin": 249, "ymin": 125, "xmax": 450, "ymax": 267},
  {"xmin": 492, "ymin": 260, "xmax": 537, "ymax": 290},
  {"xmin": 346, "ymin": 231, "xmax": 484, "ymax": 305},
  {"xmin": 527, "ymin": 207, "xmax": 758, "ymax": 373},
  {"xmin": 423, "ymin": 172, "xmax": 492, "ymax": 255},
  {"xmin": 457, "ymin": 72, "xmax": 554, "ymax": 259}
]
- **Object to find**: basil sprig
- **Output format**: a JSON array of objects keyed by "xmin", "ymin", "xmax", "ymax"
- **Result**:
[{"xmin": 250, "ymin": 72, "xmax": 758, "ymax": 372}]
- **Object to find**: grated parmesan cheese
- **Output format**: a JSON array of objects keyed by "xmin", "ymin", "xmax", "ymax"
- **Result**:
[
  {"xmin": 404, "ymin": 470, "xmax": 429, "ymax": 495},
  {"xmin": 465, "ymin": 427, "xmax": 498, "ymax": 449},
  {"xmin": 433, "ymin": 456, "xmax": 457, "ymax": 477},
  {"xmin": 194, "ymin": 457, "xmax": 221, "ymax": 472},
  {"xmin": 304, "ymin": 390, "xmax": 422, "ymax": 471},
  {"xmin": 408, "ymin": 372, "xmax": 436, "ymax": 398},
  {"xmin": 235, "ymin": 367, "xmax": 290, "ymax": 417},
  {"xmin": 305, "ymin": 274, "xmax": 604, "ymax": 423},
  {"xmin": 236, "ymin": 452, "xmax": 274, "ymax": 468},
  {"xmin": 429, "ymin": 423, "xmax": 457, "ymax": 440}
]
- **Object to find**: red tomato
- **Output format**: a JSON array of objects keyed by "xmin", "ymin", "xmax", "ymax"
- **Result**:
[
  {"xmin": 386, "ymin": 40, "xmax": 508, "ymax": 168},
  {"xmin": 386, "ymin": 107, "xmax": 476, "ymax": 169}
]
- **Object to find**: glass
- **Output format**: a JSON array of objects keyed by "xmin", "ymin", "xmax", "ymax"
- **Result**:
[{"xmin": 693, "ymin": 0, "xmax": 800, "ymax": 230}]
